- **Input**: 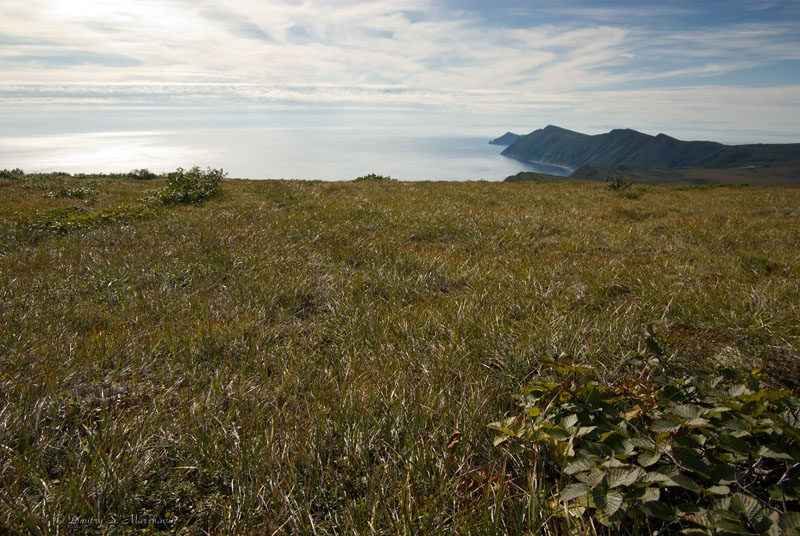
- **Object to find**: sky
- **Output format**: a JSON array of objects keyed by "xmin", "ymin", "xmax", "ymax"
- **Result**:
[{"xmin": 1, "ymin": 0, "xmax": 800, "ymax": 144}]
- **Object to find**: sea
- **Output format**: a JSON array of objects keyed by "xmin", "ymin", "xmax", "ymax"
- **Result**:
[{"xmin": 0, "ymin": 127, "xmax": 569, "ymax": 181}]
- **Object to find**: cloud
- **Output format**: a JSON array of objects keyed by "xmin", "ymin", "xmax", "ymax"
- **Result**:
[{"xmin": 0, "ymin": 0, "xmax": 799, "ymax": 141}]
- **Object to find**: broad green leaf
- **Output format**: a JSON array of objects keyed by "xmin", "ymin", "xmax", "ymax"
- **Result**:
[
  {"xmin": 675, "ymin": 502, "xmax": 702, "ymax": 516},
  {"xmin": 565, "ymin": 457, "xmax": 596, "ymax": 475},
  {"xmin": 685, "ymin": 417, "xmax": 710, "ymax": 427},
  {"xmin": 673, "ymin": 448, "xmax": 711, "ymax": 477},
  {"xmin": 561, "ymin": 483, "xmax": 590, "ymax": 502},
  {"xmin": 709, "ymin": 463, "xmax": 737, "ymax": 485},
  {"xmin": 607, "ymin": 467, "xmax": 644, "ymax": 488},
  {"xmin": 637, "ymin": 450, "xmax": 661, "ymax": 467},
  {"xmin": 673, "ymin": 404, "xmax": 704, "ymax": 419},
  {"xmin": 575, "ymin": 468, "xmax": 605, "ymax": 489},
  {"xmin": 666, "ymin": 475, "xmax": 699, "ymax": 491},
  {"xmin": 729, "ymin": 493, "xmax": 761, "ymax": 522},
  {"xmin": 718, "ymin": 434, "xmax": 751, "ymax": 455},
  {"xmin": 756, "ymin": 445, "xmax": 794, "ymax": 460},
  {"xmin": 628, "ymin": 486, "xmax": 660, "ymax": 503},
  {"xmin": 603, "ymin": 490, "xmax": 624, "ymax": 517},
  {"xmin": 779, "ymin": 513, "xmax": 800, "ymax": 531},
  {"xmin": 581, "ymin": 442, "xmax": 614, "ymax": 457},
  {"xmin": 652, "ymin": 418, "xmax": 681, "ymax": 434},
  {"xmin": 561, "ymin": 414, "xmax": 578, "ymax": 429},
  {"xmin": 641, "ymin": 501, "xmax": 674, "ymax": 521},
  {"xmin": 707, "ymin": 485, "xmax": 730, "ymax": 495}
]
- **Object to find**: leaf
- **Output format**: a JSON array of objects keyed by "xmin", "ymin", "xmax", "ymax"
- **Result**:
[
  {"xmin": 603, "ymin": 490, "xmax": 624, "ymax": 517},
  {"xmin": 561, "ymin": 414, "xmax": 578, "ymax": 429},
  {"xmin": 641, "ymin": 501, "xmax": 674, "ymax": 521},
  {"xmin": 666, "ymin": 475, "xmax": 699, "ymax": 491},
  {"xmin": 640, "ymin": 486, "xmax": 660, "ymax": 503},
  {"xmin": 607, "ymin": 467, "xmax": 644, "ymax": 488},
  {"xmin": 728, "ymin": 493, "xmax": 761, "ymax": 522},
  {"xmin": 637, "ymin": 450, "xmax": 661, "ymax": 467},
  {"xmin": 673, "ymin": 404, "xmax": 704, "ymax": 419},
  {"xmin": 756, "ymin": 445, "xmax": 794, "ymax": 460},
  {"xmin": 707, "ymin": 485, "xmax": 731, "ymax": 495},
  {"xmin": 780, "ymin": 513, "xmax": 800, "ymax": 531},
  {"xmin": 561, "ymin": 483, "xmax": 590, "ymax": 502},
  {"xmin": 628, "ymin": 485, "xmax": 660, "ymax": 503},
  {"xmin": 718, "ymin": 434, "xmax": 751, "ymax": 455},
  {"xmin": 652, "ymin": 418, "xmax": 681, "ymax": 434},
  {"xmin": 575, "ymin": 468, "xmax": 605, "ymax": 489},
  {"xmin": 565, "ymin": 457, "xmax": 597, "ymax": 475},
  {"xmin": 685, "ymin": 417, "xmax": 710, "ymax": 427},
  {"xmin": 709, "ymin": 463, "xmax": 737, "ymax": 485}
]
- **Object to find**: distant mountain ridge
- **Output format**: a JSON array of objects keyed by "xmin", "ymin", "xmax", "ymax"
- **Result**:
[
  {"xmin": 488, "ymin": 132, "xmax": 521, "ymax": 146},
  {"xmin": 501, "ymin": 125, "xmax": 800, "ymax": 171}
]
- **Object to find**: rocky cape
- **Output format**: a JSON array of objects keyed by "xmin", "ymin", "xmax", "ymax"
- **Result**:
[{"xmin": 500, "ymin": 125, "xmax": 800, "ymax": 172}]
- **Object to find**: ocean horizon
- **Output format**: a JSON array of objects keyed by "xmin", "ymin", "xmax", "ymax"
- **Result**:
[{"xmin": 0, "ymin": 127, "xmax": 570, "ymax": 181}]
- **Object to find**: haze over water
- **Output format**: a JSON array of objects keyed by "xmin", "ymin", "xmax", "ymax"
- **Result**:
[{"xmin": 0, "ymin": 127, "xmax": 568, "ymax": 181}]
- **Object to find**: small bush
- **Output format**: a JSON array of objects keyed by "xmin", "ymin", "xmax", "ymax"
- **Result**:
[
  {"xmin": 353, "ymin": 173, "xmax": 395, "ymax": 182},
  {"xmin": 606, "ymin": 175, "xmax": 633, "ymax": 191},
  {"xmin": 128, "ymin": 168, "xmax": 159, "ymax": 180},
  {"xmin": 0, "ymin": 168, "xmax": 24, "ymax": 180},
  {"xmin": 44, "ymin": 187, "xmax": 100, "ymax": 200},
  {"xmin": 491, "ymin": 354, "xmax": 800, "ymax": 535},
  {"xmin": 157, "ymin": 167, "xmax": 225, "ymax": 204}
]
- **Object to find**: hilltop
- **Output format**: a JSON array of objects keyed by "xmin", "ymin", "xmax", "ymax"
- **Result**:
[
  {"xmin": 488, "ymin": 131, "xmax": 521, "ymax": 146},
  {"xmin": 500, "ymin": 125, "xmax": 800, "ymax": 184}
]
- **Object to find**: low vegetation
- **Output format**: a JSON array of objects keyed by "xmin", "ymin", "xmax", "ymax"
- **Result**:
[
  {"xmin": 353, "ymin": 173, "xmax": 395, "ymax": 182},
  {"xmin": 0, "ymin": 171, "xmax": 798, "ymax": 534}
]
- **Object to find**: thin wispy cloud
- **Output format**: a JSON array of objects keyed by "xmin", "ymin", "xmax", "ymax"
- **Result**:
[{"xmin": 1, "ymin": 0, "xmax": 799, "ymax": 141}]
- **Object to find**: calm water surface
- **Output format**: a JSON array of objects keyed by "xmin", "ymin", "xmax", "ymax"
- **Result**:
[{"xmin": 0, "ymin": 127, "xmax": 569, "ymax": 180}]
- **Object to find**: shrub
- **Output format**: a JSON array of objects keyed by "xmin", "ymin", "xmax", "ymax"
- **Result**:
[
  {"xmin": 157, "ymin": 167, "xmax": 225, "ymax": 204},
  {"xmin": 44, "ymin": 187, "xmax": 100, "ymax": 200},
  {"xmin": 129, "ymin": 168, "xmax": 159, "ymax": 180},
  {"xmin": 490, "ymin": 354, "xmax": 800, "ymax": 535},
  {"xmin": 606, "ymin": 175, "xmax": 633, "ymax": 190},
  {"xmin": 353, "ymin": 173, "xmax": 395, "ymax": 182},
  {"xmin": 0, "ymin": 168, "xmax": 24, "ymax": 180}
]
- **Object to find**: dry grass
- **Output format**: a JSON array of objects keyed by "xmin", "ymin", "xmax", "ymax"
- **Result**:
[{"xmin": 1, "ymin": 174, "xmax": 799, "ymax": 534}]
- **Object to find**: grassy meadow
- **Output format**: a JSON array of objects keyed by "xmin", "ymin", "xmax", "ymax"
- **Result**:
[{"xmin": 1, "ymin": 172, "xmax": 799, "ymax": 534}]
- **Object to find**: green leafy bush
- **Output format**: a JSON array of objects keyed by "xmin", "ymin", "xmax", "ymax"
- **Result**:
[
  {"xmin": 16, "ymin": 205, "xmax": 151, "ymax": 234},
  {"xmin": 157, "ymin": 166, "xmax": 225, "ymax": 204},
  {"xmin": 44, "ymin": 187, "xmax": 100, "ymax": 200},
  {"xmin": 0, "ymin": 168, "xmax": 24, "ymax": 180},
  {"xmin": 128, "ymin": 168, "xmax": 159, "ymax": 180},
  {"xmin": 353, "ymin": 173, "xmax": 395, "ymax": 182},
  {"xmin": 490, "ymin": 355, "xmax": 800, "ymax": 535},
  {"xmin": 606, "ymin": 175, "xmax": 633, "ymax": 190}
]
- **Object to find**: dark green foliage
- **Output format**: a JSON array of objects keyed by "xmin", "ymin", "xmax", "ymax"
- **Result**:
[
  {"xmin": 353, "ymin": 173, "xmax": 395, "ymax": 182},
  {"xmin": 0, "ymin": 168, "xmax": 24, "ymax": 180},
  {"xmin": 16, "ymin": 205, "xmax": 151, "ymax": 234},
  {"xmin": 503, "ymin": 171, "xmax": 562, "ymax": 183},
  {"xmin": 44, "ymin": 187, "xmax": 100, "ymax": 200},
  {"xmin": 128, "ymin": 168, "xmax": 159, "ymax": 180},
  {"xmin": 157, "ymin": 166, "xmax": 225, "ymax": 204},
  {"xmin": 606, "ymin": 176, "xmax": 634, "ymax": 191},
  {"xmin": 491, "ymin": 356, "xmax": 800, "ymax": 535}
]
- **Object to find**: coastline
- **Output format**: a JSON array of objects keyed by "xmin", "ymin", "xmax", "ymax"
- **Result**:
[{"xmin": 501, "ymin": 154, "xmax": 575, "ymax": 175}]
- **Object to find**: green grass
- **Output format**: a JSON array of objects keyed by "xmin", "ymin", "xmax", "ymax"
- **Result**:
[{"xmin": 1, "ymin": 173, "xmax": 799, "ymax": 534}]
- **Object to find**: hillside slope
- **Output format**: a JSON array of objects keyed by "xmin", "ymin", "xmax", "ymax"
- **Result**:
[
  {"xmin": 489, "ymin": 131, "xmax": 521, "ymax": 146},
  {"xmin": 502, "ymin": 125, "xmax": 800, "ymax": 171}
]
